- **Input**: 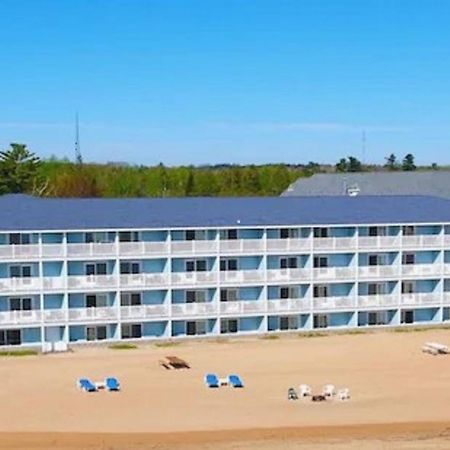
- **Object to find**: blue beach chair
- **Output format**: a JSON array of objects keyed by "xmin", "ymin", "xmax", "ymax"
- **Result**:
[
  {"xmin": 78, "ymin": 378, "xmax": 97, "ymax": 392},
  {"xmin": 228, "ymin": 374, "xmax": 244, "ymax": 388},
  {"xmin": 105, "ymin": 377, "xmax": 121, "ymax": 391},
  {"xmin": 204, "ymin": 373, "xmax": 219, "ymax": 388}
]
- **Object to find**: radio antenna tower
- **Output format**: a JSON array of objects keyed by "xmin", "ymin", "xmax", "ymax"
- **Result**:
[{"xmin": 75, "ymin": 112, "xmax": 83, "ymax": 164}]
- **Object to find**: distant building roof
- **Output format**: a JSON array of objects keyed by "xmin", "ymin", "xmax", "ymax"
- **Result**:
[
  {"xmin": 0, "ymin": 194, "xmax": 449, "ymax": 231},
  {"xmin": 283, "ymin": 171, "xmax": 450, "ymax": 198}
]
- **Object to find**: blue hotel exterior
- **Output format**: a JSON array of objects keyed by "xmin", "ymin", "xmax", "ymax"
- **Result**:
[{"xmin": 0, "ymin": 194, "xmax": 450, "ymax": 347}]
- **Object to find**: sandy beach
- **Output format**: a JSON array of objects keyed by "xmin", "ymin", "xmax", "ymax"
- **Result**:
[{"xmin": 1, "ymin": 329, "xmax": 450, "ymax": 449}]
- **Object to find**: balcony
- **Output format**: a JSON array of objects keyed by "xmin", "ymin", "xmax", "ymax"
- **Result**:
[
  {"xmin": 312, "ymin": 266, "xmax": 355, "ymax": 281},
  {"xmin": 358, "ymin": 294, "xmax": 399, "ymax": 308},
  {"xmin": 68, "ymin": 306, "xmax": 118, "ymax": 322},
  {"xmin": 119, "ymin": 241, "xmax": 168, "ymax": 256},
  {"xmin": 121, "ymin": 304, "xmax": 169, "ymax": 320},
  {"xmin": 0, "ymin": 309, "xmax": 42, "ymax": 326},
  {"xmin": 266, "ymin": 238, "xmax": 311, "ymax": 253},
  {"xmin": 171, "ymin": 240, "xmax": 217, "ymax": 255},
  {"xmin": 171, "ymin": 302, "xmax": 217, "ymax": 317},
  {"xmin": 266, "ymin": 268, "xmax": 310, "ymax": 283},
  {"xmin": 443, "ymin": 264, "xmax": 450, "ymax": 276},
  {"xmin": 220, "ymin": 270, "xmax": 264, "ymax": 285},
  {"xmin": 220, "ymin": 300, "xmax": 266, "ymax": 315},
  {"xmin": 400, "ymin": 293, "xmax": 442, "ymax": 306},
  {"xmin": 358, "ymin": 265, "xmax": 401, "ymax": 279},
  {"xmin": 66, "ymin": 243, "xmax": 116, "ymax": 258},
  {"xmin": 0, "ymin": 277, "xmax": 42, "ymax": 294},
  {"xmin": 313, "ymin": 237, "xmax": 357, "ymax": 252},
  {"xmin": 267, "ymin": 298, "xmax": 309, "ymax": 313},
  {"xmin": 402, "ymin": 235, "xmax": 443, "ymax": 249},
  {"xmin": 171, "ymin": 271, "xmax": 217, "ymax": 286},
  {"xmin": 120, "ymin": 273, "xmax": 169, "ymax": 289},
  {"xmin": 219, "ymin": 239, "xmax": 265, "ymax": 254},
  {"xmin": 444, "ymin": 292, "xmax": 450, "ymax": 304},
  {"xmin": 401, "ymin": 264, "xmax": 441, "ymax": 277},
  {"xmin": 313, "ymin": 296, "xmax": 355, "ymax": 310},
  {"xmin": 67, "ymin": 275, "xmax": 117, "ymax": 290},
  {"xmin": 358, "ymin": 236, "xmax": 401, "ymax": 249}
]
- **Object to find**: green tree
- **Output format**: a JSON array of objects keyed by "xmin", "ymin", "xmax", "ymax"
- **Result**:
[
  {"xmin": 0, "ymin": 143, "xmax": 41, "ymax": 194},
  {"xmin": 384, "ymin": 153, "xmax": 399, "ymax": 171},
  {"xmin": 347, "ymin": 156, "xmax": 362, "ymax": 172},
  {"xmin": 402, "ymin": 153, "xmax": 416, "ymax": 171},
  {"xmin": 335, "ymin": 158, "xmax": 348, "ymax": 172},
  {"xmin": 184, "ymin": 169, "xmax": 195, "ymax": 196}
]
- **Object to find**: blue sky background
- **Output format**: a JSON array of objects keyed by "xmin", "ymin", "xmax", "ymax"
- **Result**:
[{"xmin": 1, "ymin": 0, "xmax": 450, "ymax": 166}]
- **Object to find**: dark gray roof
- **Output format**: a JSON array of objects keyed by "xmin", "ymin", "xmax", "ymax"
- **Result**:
[
  {"xmin": 0, "ymin": 194, "xmax": 449, "ymax": 231},
  {"xmin": 283, "ymin": 171, "xmax": 450, "ymax": 198}
]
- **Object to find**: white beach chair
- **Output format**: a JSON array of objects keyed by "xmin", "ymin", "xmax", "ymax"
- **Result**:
[
  {"xmin": 425, "ymin": 342, "xmax": 449, "ymax": 355},
  {"xmin": 322, "ymin": 384, "xmax": 335, "ymax": 397},
  {"xmin": 299, "ymin": 384, "xmax": 311, "ymax": 397},
  {"xmin": 337, "ymin": 388, "xmax": 350, "ymax": 401}
]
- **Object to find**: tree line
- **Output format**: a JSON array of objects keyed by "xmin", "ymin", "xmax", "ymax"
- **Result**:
[{"xmin": 0, "ymin": 143, "xmax": 444, "ymax": 197}]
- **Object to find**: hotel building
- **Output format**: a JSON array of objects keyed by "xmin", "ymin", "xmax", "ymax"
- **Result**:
[{"xmin": 0, "ymin": 194, "xmax": 450, "ymax": 347}]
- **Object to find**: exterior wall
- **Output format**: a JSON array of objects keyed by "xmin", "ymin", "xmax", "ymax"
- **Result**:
[{"xmin": 0, "ymin": 222, "xmax": 449, "ymax": 347}]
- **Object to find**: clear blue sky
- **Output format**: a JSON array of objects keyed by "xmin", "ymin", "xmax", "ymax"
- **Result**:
[{"xmin": 1, "ymin": 0, "xmax": 450, "ymax": 166}]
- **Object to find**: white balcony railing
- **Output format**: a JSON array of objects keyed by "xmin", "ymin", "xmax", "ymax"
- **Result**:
[
  {"xmin": 171, "ymin": 271, "xmax": 217, "ymax": 286},
  {"xmin": 312, "ymin": 267, "xmax": 355, "ymax": 281},
  {"xmin": 171, "ymin": 302, "xmax": 218, "ymax": 317},
  {"xmin": 43, "ymin": 309, "xmax": 67, "ymax": 323},
  {"xmin": 220, "ymin": 300, "xmax": 266, "ymax": 315},
  {"xmin": 66, "ymin": 243, "xmax": 116, "ymax": 258},
  {"xmin": 266, "ymin": 238, "xmax": 311, "ymax": 253},
  {"xmin": 358, "ymin": 265, "xmax": 401, "ymax": 279},
  {"xmin": 0, "ymin": 309, "xmax": 42, "ymax": 326},
  {"xmin": 171, "ymin": 240, "xmax": 218, "ymax": 255},
  {"xmin": 313, "ymin": 237, "xmax": 357, "ymax": 251},
  {"xmin": 0, "ymin": 277, "xmax": 42, "ymax": 293},
  {"xmin": 358, "ymin": 236, "xmax": 401, "ymax": 249},
  {"xmin": 401, "ymin": 264, "xmax": 442, "ymax": 277},
  {"xmin": 357, "ymin": 294, "xmax": 399, "ymax": 308},
  {"xmin": 67, "ymin": 275, "xmax": 117, "ymax": 290},
  {"xmin": 120, "ymin": 273, "xmax": 169, "ymax": 288},
  {"xmin": 220, "ymin": 270, "xmax": 264, "ymax": 284},
  {"xmin": 266, "ymin": 268, "xmax": 311, "ymax": 282},
  {"xmin": 121, "ymin": 304, "xmax": 169, "ymax": 320},
  {"xmin": 444, "ymin": 292, "xmax": 450, "ymax": 304},
  {"xmin": 400, "ymin": 293, "xmax": 442, "ymax": 306},
  {"xmin": 443, "ymin": 264, "xmax": 450, "ymax": 276},
  {"xmin": 313, "ymin": 296, "xmax": 355, "ymax": 310},
  {"xmin": 402, "ymin": 235, "xmax": 443, "ymax": 248},
  {"xmin": 267, "ymin": 298, "xmax": 310, "ymax": 313},
  {"xmin": 68, "ymin": 306, "xmax": 118, "ymax": 322},
  {"xmin": 219, "ymin": 239, "xmax": 265, "ymax": 254}
]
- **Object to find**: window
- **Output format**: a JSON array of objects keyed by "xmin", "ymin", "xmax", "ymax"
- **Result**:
[
  {"xmin": 280, "ymin": 316, "xmax": 298, "ymax": 331},
  {"xmin": 313, "ymin": 256, "xmax": 328, "ymax": 268},
  {"xmin": 86, "ymin": 326, "xmax": 107, "ymax": 341},
  {"xmin": 368, "ymin": 254, "xmax": 385, "ymax": 266},
  {"xmin": 185, "ymin": 230, "xmax": 206, "ymax": 241},
  {"xmin": 313, "ymin": 228, "xmax": 329, "ymax": 238},
  {"xmin": 313, "ymin": 285, "xmax": 328, "ymax": 298},
  {"xmin": 119, "ymin": 231, "xmax": 139, "ymax": 242},
  {"xmin": 368, "ymin": 283, "xmax": 386, "ymax": 296},
  {"xmin": 280, "ymin": 257, "xmax": 298, "ymax": 269},
  {"xmin": 313, "ymin": 314, "xmax": 328, "ymax": 329},
  {"xmin": 9, "ymin": 265, "xmax": 32, "ymax": 278},
  {"xmin": 221, "ymin": 318, "xmax": 238, "ymax": 334},
  {"xmin": 279, "ymin": 228, "xmax": 298, "ymax": 239},
  {"xmin": 9, "ymin": 297, "xmax": 32, "ymax": 311},
  {"xmin": 401, "ymin": 310, "xmax": 414, "ymax": 324},
  {"xmin": 85, "ymin": 262, "xmax": 107, "ymax": 276},
  {"xmin": 368, "ymin": 227, "xmax": 386, "ymax": 237},
  {"xmin": 0, "ymin": 329, "xmax": 21, "ymax": 346},
  {"xmin": 86, "ymin": 294, "xmax": 107, "ymax": 308},
  {"xmin": 220, "ymin": 258, "xmax": 238, "ymax": 271},
  {"xmin": 185, "ymin": 259, "xmax": 207, "ymax": 272},
  {"xmin": 220, "ymin": 289, "xmax": 238, "ymax": 302},
  {"xmin": 402, "ymin": 281, "xmax": 415, "ymax": 294},
  {"xmin": 220, "ymin": 229, "xmax": 238, "ymax": 240},
  {"xmin": 120, "ymin": 261, "xmax": 140, "ymax": 274},
  {"xmin": 85, "ymin": 232, "xmax": 110, "ymax": 243},
  {"xmin": 186, "ymin": 320, "xmax": 207, "ymax": 336},
  {"xmin": 403, "ymin": 226, "xmax": 415, "ymax": 236},
  {"xmin": 185, "ymin": 290, "xmax": 206, "ymax": 303},
  {"xmin": 402, "ymin": 253, "xmax": 415, "ymax": 265},
  {"xmin": 9, "ymin": 233, "xmax": 31, "ymax": 245},
  {"xmin": 120, "ymin": 292, "xmax": 141, "ymax": 306},
  {"xmin": 368, "ymin": 311, "xmax": 387, "ymax": 326},
  {"xmin": 122, "ymin": 324, "xmax": 142, "ymax": 339},
  {"xmin": 280, "ymin": 286, "xmax": 298, "ymax": 299}
]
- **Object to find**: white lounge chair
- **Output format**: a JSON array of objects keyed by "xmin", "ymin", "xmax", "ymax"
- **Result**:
[
  {"xmin": 322, "ymin": 384, "xmax": 335, "ymax": 397},
  {"xmin": 337, "ymin": 388, "xmax": 350, "ymax": 401},
  {"xmin": 424, "ymin": 342, "xmax": 449, "ymax": 354},
  {"xmin": 299, "ymin": 384, "xmax": 311, "ymax": 397}
]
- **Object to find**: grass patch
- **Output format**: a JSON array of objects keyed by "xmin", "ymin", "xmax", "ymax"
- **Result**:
[
  {"xmin": 298, "ymin": 331, "xmax": 328, "ymax": 338},
  {"xmin": 340, "ymin": 329, "xmax": 367, "ymax": 336},
  {"xmin": 108, "ymin": 343, "xmax": 138, "ymax": 350},
  {"xmin": 260, "ymin": 334, "xmax": 280, "ymax": 340},
  {"xmin": 154, "ymin": 341, "xmax": 181, "ymax": 348},
  {"xmin": 0, "ymin": 349, "xmax": 38, "ymax": 357}
]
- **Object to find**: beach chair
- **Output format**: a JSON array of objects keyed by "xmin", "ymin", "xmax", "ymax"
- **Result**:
[
  {"xmin": 204, "ymin": 373, "xmax": 220, "ymax": 388},
  {"xmin": 337, "ymin": 388, "xmax": 350, "ymax": 401},
  {"xmin": 288, "ymin": 387, "xmax": 298, "ymax": 400},
  {"xmin": 425, "ymin": 342, "xmax": 450, "ymax": 355},
  {"xmin": 299, "ymin": 384, "xmax": 311, "ymax": 397},
  {"xmin": 322, "ymin": 384, "xmax": 335, "ymax": 397},
  {"xmin": 228, "ymin": 374, "xmax": 244, "ymax": 388},
  {"xmin": 78, "ymin": 378, "xmax": 97, "ymax": 392},
  {"xmin": 105, "ymin": 377, "xmax": 120, "ymax": 391}
]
